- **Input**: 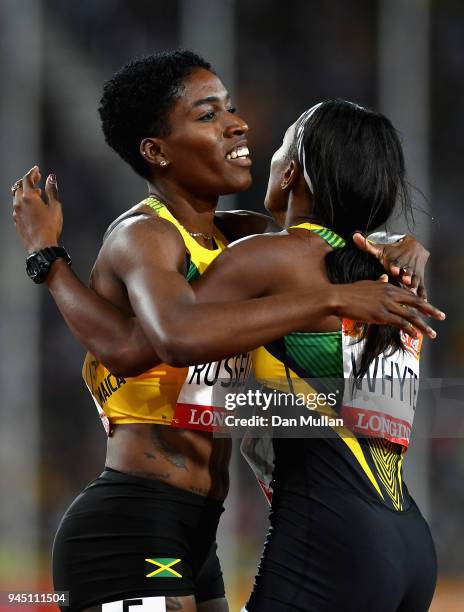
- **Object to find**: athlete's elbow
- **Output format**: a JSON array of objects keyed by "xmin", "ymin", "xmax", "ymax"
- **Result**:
[
  {"xmin": 100, "ymin": 347, "xmax": 151, "ymax": 378},
  {"xmin": 98, "ymin": 355, "xmax": 133, "ymax": 378},
  {"xmin": 105, "ymin": 359, "xmax": 144, "ymax": 378},
  {"xmin": 144, "ymin": 319, "xmax": 204, "ymax": 366},
  {"xmin": 164, "ymin": 354, "xmax": 189, "ymax": 367},
  {"xmin": 158, "ymin": 343, "xmax": 191, "ymax": 368},
  {"xmin": 156, "ymin": 335, "xmax": 197, "ymax": 368}
]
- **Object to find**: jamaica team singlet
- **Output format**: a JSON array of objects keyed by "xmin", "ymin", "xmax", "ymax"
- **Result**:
[
  {"xmin": 82, "ymin": 197, "xmax": 251, "ymax": 435},
  {"xmin": 242, "ymin": 223, "xmax": 422, "ymax": 510}
]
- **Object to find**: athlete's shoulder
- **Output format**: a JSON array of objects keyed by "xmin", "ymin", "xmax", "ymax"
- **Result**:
[
  {"xmin": 215, "ymin": 209, "xmax": 280, "ymax": 240},
  {"xmin": 103, "ymin": 202, "xmax": 179, "ymax": 244},
  {"xmin": 99, "ymin": 203, "xmax": 185, "ymax": 275}
]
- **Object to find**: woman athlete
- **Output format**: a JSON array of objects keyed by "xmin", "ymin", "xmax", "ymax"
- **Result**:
[
  {"xmin": 12, "ymin": 52, "xmax": 442, "ymax": 612},
  {"xmin": 196, "ymin": 101, "xmax": 439, "ymax": 611}
]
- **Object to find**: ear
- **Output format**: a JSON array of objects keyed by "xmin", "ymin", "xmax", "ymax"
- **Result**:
[
  {"xmin": 140, "ymin": 138, "xmax": 170, "ymax": 168},
  {"xmin": 280, "ymin": 160, "xmax": 298, "ymax": 191}
]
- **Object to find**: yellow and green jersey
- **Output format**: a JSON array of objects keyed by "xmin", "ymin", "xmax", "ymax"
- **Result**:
[
  {"xmin": 82, "ymin": 197, "xmax": 251, "ymax": 434},
  {"xmin": 245, "ymin": 223, "xmax": 422, "ymax": 511}
]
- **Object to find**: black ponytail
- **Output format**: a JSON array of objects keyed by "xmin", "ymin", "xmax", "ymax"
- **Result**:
[{"xmin": 325, "ymin": 239, "xmax": 404, "ymax": 380}]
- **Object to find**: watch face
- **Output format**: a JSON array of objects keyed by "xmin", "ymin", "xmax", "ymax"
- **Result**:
[
  {"xmin": 25, "ymin": 247, "xmax": 70, "ymax": 284},
  {"xmin": 26, "ymin": 253, "xmax": 50, "ymax": 284}
]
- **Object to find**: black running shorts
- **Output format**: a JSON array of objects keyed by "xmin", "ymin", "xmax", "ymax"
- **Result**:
[{"xmin": 52, "ymin": 468, "xmax": 225, "ymax": 611}]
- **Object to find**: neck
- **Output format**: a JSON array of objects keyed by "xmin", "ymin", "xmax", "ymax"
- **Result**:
[
  {"xmin": 285, "ymin": 212, "xmax": 322, "ymax": 228},
  {"xmin": 147, "ymin": 179, "xmax": 219, "ymax": 235},
  {"xmin": 283, "ymin": 180, "xmax": 322, "ymax": 229}
]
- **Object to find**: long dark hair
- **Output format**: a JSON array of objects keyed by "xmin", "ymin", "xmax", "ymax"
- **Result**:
[{"xmin": 299, "ymin": 100, "xmax": 412, "ymax": 379}]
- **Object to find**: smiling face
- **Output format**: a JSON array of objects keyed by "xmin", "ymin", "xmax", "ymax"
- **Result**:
[
  {"xmin": 153, "ymin": 68, "xmax": 252, "ymax": 198},
  {"xmin": 264, "ymin": 121, "xmax": 298, "ymax": 220}
]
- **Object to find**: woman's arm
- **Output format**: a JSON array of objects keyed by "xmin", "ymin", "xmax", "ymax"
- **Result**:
[{"xmin": 44, "ymin": 259, "xmax": 158, "ymax": 376}]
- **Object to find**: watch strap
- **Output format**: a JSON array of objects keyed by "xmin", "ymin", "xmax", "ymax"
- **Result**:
[
  {"xmin": 39, "ymin": 246, "xmax": 72, "ymax": 265},
  {"xmin": 26, "ymin": 246, "xmax": 72, "ymax": 284}
]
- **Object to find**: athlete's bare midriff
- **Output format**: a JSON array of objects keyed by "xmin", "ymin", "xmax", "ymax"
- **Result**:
[{"xmin": 106, "ymin": 425, "xmax": 231, "ymax": 500}]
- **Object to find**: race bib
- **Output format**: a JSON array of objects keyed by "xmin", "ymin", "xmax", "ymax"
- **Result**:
[
  {"xmin": 172, "ymin": 352, "xmax": 252, "ymax": 431},
  {"xmin": 341, "ymin": 320, "xmax": 422, "ymax": 447}
]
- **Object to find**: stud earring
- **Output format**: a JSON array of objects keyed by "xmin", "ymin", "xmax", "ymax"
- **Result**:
[{"xmin": 160, "ymin": 160, "xmax": 168, "ymax": 167}]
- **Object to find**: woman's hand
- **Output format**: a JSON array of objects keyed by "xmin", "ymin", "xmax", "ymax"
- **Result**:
[
  {"xmin": 353, "ymin": 232, "xmax": 430, "ymax": 300},
  {"xmin": 12, "ymin": 166, "xmax": 63, "ymax": 253},
  {"xmin": 335, "ymin": 274, "xmax": 445, "ymax": 340}
]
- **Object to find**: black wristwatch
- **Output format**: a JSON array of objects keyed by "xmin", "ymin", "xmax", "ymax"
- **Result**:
[{"xmin": 25, "ymin": 246, "xmax": 72, "ymax": 284}]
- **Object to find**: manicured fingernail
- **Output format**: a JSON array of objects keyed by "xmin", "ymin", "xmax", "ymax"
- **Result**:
[
  {"xmin": 429, "ymin": 329, "xmax": 437, "ymax": 338},
  {"xmin": 48, "ymin": 173, "xmax": 57, "ymax": 184},
  {"xmin": 440, "ymin": 312, "xmax": 446, "ymax": 319}
]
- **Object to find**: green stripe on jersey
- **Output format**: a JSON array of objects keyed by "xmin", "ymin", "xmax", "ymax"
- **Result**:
[
  {"xmin": 312, "ymin": 228, "xmax": 346, "ymax": 249},
  {"xmin": 145, "ymin": 198, "xmax": 164, "ymax": 213},
  {"xmin": 186, "ymin": 261, "xmax": 200, "ymax": 282},
  {"xmin": 284, "ymin": 331, "xmax": 344, "ymax": 379}
]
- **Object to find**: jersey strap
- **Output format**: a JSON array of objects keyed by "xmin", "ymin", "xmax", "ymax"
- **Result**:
[
  {"xmin": 288, "ymin": 222, "xmax": 346, "ymax": 249},
  {"xmin": 144, "ymin": 196, "xmax": 227, "ymax": 281}
]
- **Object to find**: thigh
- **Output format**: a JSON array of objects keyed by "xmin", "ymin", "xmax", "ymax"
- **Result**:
[{"xmin": 197, "ymin": 598, "xmax": 228, "ymax": 612}]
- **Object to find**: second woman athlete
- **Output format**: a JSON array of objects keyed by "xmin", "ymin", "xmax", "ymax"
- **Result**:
[{"xmin": 177, "ymin": 100, "xmax": 439, "ymax": 611}]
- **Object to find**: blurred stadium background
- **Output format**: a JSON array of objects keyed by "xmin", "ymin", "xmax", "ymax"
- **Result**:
[{"xmin": 1, "ymin": 0, "xmax": 463, "ymax": 610}]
